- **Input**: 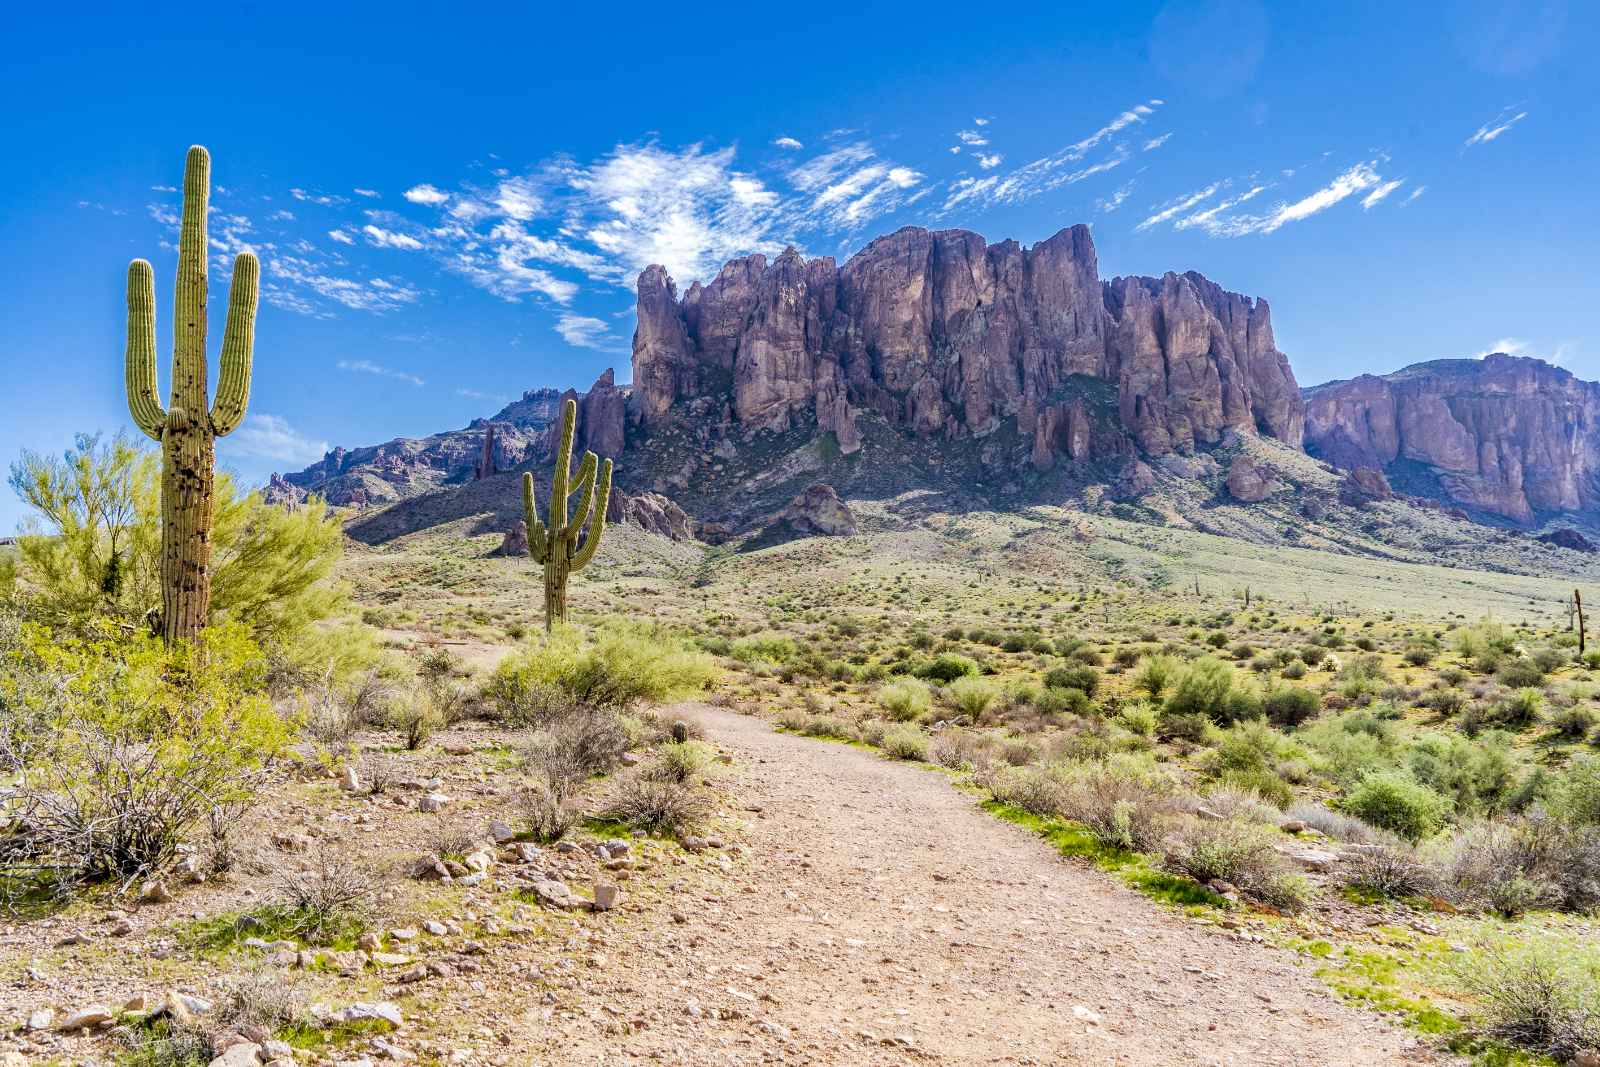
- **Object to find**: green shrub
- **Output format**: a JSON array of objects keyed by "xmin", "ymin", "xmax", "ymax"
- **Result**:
[
  {"xmin": 1044, "ymin": 664, "xmax": 1100, "ymax": 696},
  {"xmin": 1, "ymin": 622, "xmax": 286, "ymax": 892},
  {"xmin": 946, "ymin": 676, "xmax": 998, "ymax": 718},
  {"xmin": 881, "ymin": 725, "xmax": 929, "ymax": 761},
  {"xmin": 1547, "ymin": 757, "xmax": 1600, "ymax": 829},
  {"xmin": 1343, "ymin": 773, "xmax": 1450, "ymax": 841},
  {"xmin": 1163, "ymin": 819, "xmax": 1309, "ymax": 910},
  {"xmin": 1496, "ymin": 659, "xmax": 1546, "ymax": 689},
  {"xmin": 485, "ymin": 623, "xmax": 717, "ymax": 723},
  {"xmin": 1263, "ymin": 686, "xmax": 1321, "ymax": 729},
  {"xmin": 1132, "ymin": 654, "xmax": 1180, "ymax": 699},
  {"xmin": 1164, "ymin": 657, "xmax": 1238, "ymax": 722},
  {"xmin": 913, "ymin": 653, "xmax": 978, "ymax": 684},
  {"xmin": 877, "ymin": 677, "xmax": 933, "ymax": 722}
]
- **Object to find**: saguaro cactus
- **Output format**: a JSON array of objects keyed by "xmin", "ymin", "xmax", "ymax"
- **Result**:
[
  {"xmin": 522, "ymin": 399, "xmax": 612, "ymax": 630},
  {"xmin": 125, "ymin": 146, "xmax": 259, "ymax": 646}
]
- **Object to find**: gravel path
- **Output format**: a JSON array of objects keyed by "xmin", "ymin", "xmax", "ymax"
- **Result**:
[{"xmin": 532, "ymin": 705, "xmax": 1453, "ymax": 1066}]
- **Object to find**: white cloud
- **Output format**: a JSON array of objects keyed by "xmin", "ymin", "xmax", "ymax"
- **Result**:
[
  {"xmin": 1402, "ymin": 185, "xmax": 1427, "ymax": 205},
  {"xmin": 973, "ymin": 117, "xmax": 990, "ymax": 126},
  {"xmin": 977, "ymin": 153, "xmax": 1003, "ymax": 170},
  {"xmin": 267, "ymin": 255, "xmax": 422, "ymax": 313},
  {"xmin": 336, "ymin": 359, "xmax": 425, "ymax": 386},
  {"xmin": 289, "ymin": 188, "xmax": 347, "ymax": 207},
  {"xmin": 1174, "ymin": 184, "xmax": 1269, "ymax": 232},
  {"xmin": 226, "ymin": 414, "xmax": 328, "ymax": 465},
  {"xmin": 1465, "ymin": 107, "xmax": 1528, "ymax": 148},
  {"xmin": 328, "ymin": 229, "xmax": 355, "ymax": 245},
  {"xmin": 353, "ymin": 188, "xmax": 380, "ymax": 198},
  {"xmin": 957, "ymin": 129, "xmax": 989, "ymax": 146},
  {"xmin": 1361, "ymin": 179, "xmax": 1405, "ymax": 209},
  {"xmin": 492, "ymin": 176, "xmax": 542, "ymax": 221},
  {"xmin": 403, "ymin": 183, "xmax": 451, "ymax": 205},
  {"xmin": 362, "ymin": 224, "xmax": 425, "ymax": 250},
  {"xmin": 457, "ymin": 387, "xmax": 510, "ymax": 404},
  {"xmin": 555, "ymin": 313, "xmax": 614, "ymax": 349},
  {"xmin": 772, "ymin": 136, "xmax": 803, "ymax": 150},
  {"xmin": 1136, "ymin": 183, "xmax": 1221, "ymax": 231},
  {"xmin": 1096, "ymin": 182, "xmax": 1134, "ymax": 213},
  {"xmin": 1474, "ymin": 338, "xmax": 1529, "ymax": 359},
  {"xmin": 1143, "ymin": 133, "xmax": 1173, "ymax": 151}
]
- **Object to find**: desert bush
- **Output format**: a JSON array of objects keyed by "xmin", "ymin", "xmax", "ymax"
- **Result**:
[
  {"xmin": 881, "ymin": 724, "xmax": 930, "ymax": 761},
  {"xmin": 1057, "ymin": 761, "xmax": 1179, "ymax": 852},
  {"xmin": 1132, "ymin": 654, "xmax": 1180, "ymax": 700},
  {"xmin": 930, "ymin": 727, "xmax": 989, "ymax": 770},
  {"xmin": 1164, "ymin": 657, "xmax": 1238, "ymax": 722},
  {"xmin": 1280, "ymin": 660, "xmax": 1307, "ymax": 680},
  {"xmin": 523, "ymin": 709, "xmax": 631, "ymax": 800},
  {"xmin": 877, "ymin": 677, "xmax": 932, "ymax": 722},
  {"xmin": 1163, "ymin": 819, "xmax": 1308, "ymax": 910},
  {"xmin": 1405, "ymin": 730, "xmax": 1518, "ymax": 817},
  {"xmin": 972, "ymin": 762, "xmax": 1063, "ymax": 816},
  {"xmin": 1117, "ymin": 704, "xmax": 1159, "ymax": 737},
  {"xmin": 1284, "ymin": 801, "xmax": 1397, "ymax": 845},
  {"xmin": 1342, "ymin": 773, "xmax": 1450, "ymax": 842},
  {"xmin": 270, "ymin": 847, "xmax": 379, "ymax": 944},
  {"xmin": 1454, "ymin": 943, "xmax": 1600, "ymax": 1061},
  {"xmin": 1548, "ymin": 704, "xmax": 1597, "ymax": 740},
  {"xmin": 645, "ymin": 741, "xmax": 715, "ymax": 784},
  {"xmin": 1263, "ymin": 686, "xmax": 1320, "ymax": 729},
  {"xmin": 604, "ymin": 773, "xmax": 713, "ymax": 836},
  {"xmin": 519, "ymin": 784, "xmax": 577, "ymax": 842},
  {"xmin": 913, "ymin": 653, "xmax": 978, "ymax": 683},
  {"xmin": 485, "ymin": 623, "xmax": 717, "ymax": 723},
  {"xmin": 1345, "ymin": 842, "xmax": 1437, "ymax": 898},
  {"xmin": 1546, "ymin": 756, "xmax": 1600, "ymax": 829},
  {"xmin": 1, "ymin": 622, "xmax": 285, "ymax": 897},
  {"xmin": 1496, "ymin": 659, "xmax": 1546, "ymax": 689},
  {"xmin": 1044, "ymin": 664, "xmax": 1100, "ymax": 697},
  {"xmin": 946, "ymin": 675, "xmax": 999, "ymax": 718}
]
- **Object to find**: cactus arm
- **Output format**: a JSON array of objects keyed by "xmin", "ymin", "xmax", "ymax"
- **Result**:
[
  {"xmin": 171, "ymin": 146, "xmax": 210, "ymax": 419},
  {"xmin": 570, "ymin": 459, "xmax": 612, "ymax": 572},
  {"xmin": 565, "ymin": 451, "xmax": 598, "ymax": 548},
  {"xmin": 125, "ymin": 259, "xmax": 166, "ymax": 440},
  {"xmin": 549, "ymin": 398, "xmax": 577, "ymax": 540},
  {"xmin": 522, "ymin": 472, "xmax": 549, "ymax": 563},
  {"xmin": 210, "ymin": 251, "xmax": 259, "ymax": 436}
]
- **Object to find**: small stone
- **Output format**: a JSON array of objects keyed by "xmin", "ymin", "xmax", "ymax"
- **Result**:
[
  {"xmin": 1280, "ymin": 819, "xmax": 1308, "ymax": 834},
  {"xmin": 462, "ymin": 851, "xmax": 492, "ymax": 873},
  {"xmin": 109, "ymin": 918, "xmax": 135, "ymax": 937},
  {"xmin": 123, "ymin": 994, "xmax": 154, "ymax": 1013},
  {"xmin": 56, "ymin": 1004, "xmax": 115, "ymax": 1031},
  {"xmin": 340, "ymin": 766, "xmax": 362, "ymax": 792},
  {"xmin": 140, "ymin": 879, "xmax": 173, "ymax": 903},
  {"xmin": 417, "ymin": 793, "xmax": 451, "ymax": 813},
  {"xmin": 211, "ymin": 1051, "xmax": 264, "ymax": 1067},
  {"xmin": 390, "ymin": 928, "xmax": 418, "ymax": 941},
  {"xmin": 1071, "ymin": 1005, "xmax": 1101, "ymax": 1026},
  {"xmin": 327, "ymin": 1002, "xmax": 403, "ymax": 1028},
  {"xmin": 357, "ymin": 932, "xmax": 383, "ymax": 952},
  {"xmin": 26, "ymin": 1008, "xmax": 54, "ymax": 1031},
  {"xmin": 422, "ymin": 920, "xmax": 448, "ymax": 936},
  {"xmin": 592, "ymin": 882, "xmax": 619, "ymax": 912},
  {"xmin": 513, "ymin": 843, "xmax": 542, "ymax": 863},
  {"xmin": 488, "ymin": 821, "xmax": 516, "ymax": 845},
  {"xmin": 530, "ymin": 879, "xmax": 577, "ymax": 910}
]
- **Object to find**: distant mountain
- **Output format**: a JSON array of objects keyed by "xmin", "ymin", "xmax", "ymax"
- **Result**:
[
  {"xmin": 1303, "ymin": 354, "xmax": 1600, "ymax": 524},
  {"xmin": 268, "ymin": 223, "xmax": 1600, "ymax": 543}
]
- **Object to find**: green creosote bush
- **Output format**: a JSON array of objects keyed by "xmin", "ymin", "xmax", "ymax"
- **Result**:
[
  {"xmin": 484, "ymin": 622, "xmax": 717, "ymax": 723},
  {"xmin": 1342, "ymin": 772, "xmax": 1451, "ymax": 842},
  {"xmin": 946, "ymin": 675, "xmax": 999, "ymax": 718},
  {"xmin": 880, "ymin": 724, "xmax": 930, "ymax": 761},
  {"xmin": 876, "ymin": 677, "xmax": 932, "ymax": 722},
  {"xmin": 1044, "ymin": 664, "xmax": 1100, "ymax": 697},
  {"xmin": 912, "ymin": 653, "xmax": 978, "ymax": 683}
]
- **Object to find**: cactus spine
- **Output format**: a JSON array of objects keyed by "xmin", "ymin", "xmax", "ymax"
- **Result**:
[
  {"xmin": 125, "ymin": 146, "xmax": 259, "ymax": 646},
  {"xmin": 523, "ymin": 399, "xmax": 612, "ymax": 631}
]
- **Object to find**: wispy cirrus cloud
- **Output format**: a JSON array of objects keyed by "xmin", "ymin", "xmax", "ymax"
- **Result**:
[
  {"xmin": 224, "ymin": 414, "xmax": 328, "ymax": 465},
  {"xmin": 1465, "ymin": 106, "xmax": 1528, "ymax": 148},
  {"xmin": 1142, "ymin": 160, "xmax": 1396, "ymax": 238},
  {"xmin": 1361, "ymin": 179, "xmax": 1405, "ymax": 209},
  {"xmin": 1136, "ymin": 182, "xmax": 1222, "ymax": 231},
  {"xmin": 772, "ymin": 136, "xmax": 803, "ymax": 150},
  {"xmin": 554, "ymin": 313, "xmax": 616, "ymax": 349},
  {"xmin": 336, "ymin": 359, "xmax": 425, "ymax": 386}
]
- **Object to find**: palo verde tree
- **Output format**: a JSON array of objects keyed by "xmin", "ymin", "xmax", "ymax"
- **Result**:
[
  {"xmin": 125, "ymin": 146, "xmax": 259, "ymax": 645},
  {"xmin": 522, "ymin": 398, "xmax": 612, "ymax": 630}
]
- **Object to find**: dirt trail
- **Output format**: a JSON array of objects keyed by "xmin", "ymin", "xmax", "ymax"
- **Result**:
[{"xmin": 531, "ymin": 705, "xmax": 1451, "ymax": 1066}]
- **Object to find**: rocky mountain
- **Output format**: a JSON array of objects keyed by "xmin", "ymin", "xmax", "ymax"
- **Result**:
[
  {"xmin": 268, "ymin": 222, "xmax": 1600, "ymax": 544},
  {"xmin": 634, "ymin": 225, "xmax": 1304, "ymax": 471},
  {"xmin": 1303, "ymin": 354, "xmax": 1600, "ymax": 524}
]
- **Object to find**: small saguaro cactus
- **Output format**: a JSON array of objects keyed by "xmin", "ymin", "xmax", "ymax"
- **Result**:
[
  {"xmin": 125, "ymin": 145, "xmax": 259, "ymax": 646},
  {"xmin": 523, "ymin": 398, "xmax": 613, "ymax": 630}
]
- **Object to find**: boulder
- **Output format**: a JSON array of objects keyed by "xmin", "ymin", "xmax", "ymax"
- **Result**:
[
  {"xmin": 778, "ymin": 484, "xmax": 856, "ymax": 536},
  {"xmin": 1224, "ymin": 456, "xmax": 1273, "ymax": 502}
]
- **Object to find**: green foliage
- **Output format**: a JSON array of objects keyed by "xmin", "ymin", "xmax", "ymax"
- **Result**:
[
  {"xmin": 1263, "ymin": 685, "xmax": 1321, "ymax": 729},
  {"xmin": 946, "ymin": 675, "xmax": 999, "ymax": 717},
  {"xmin": 1546, "ymin": 757, "xmax": 1600, "ymax": 830},
  {"xmin": 1044, "ymin": 663, "xmax": 1100, "ymax": 697},
  {"xmin": 1132, "ymin": 653, "xmax": 1180, "ymax": 700},
  {"xmin": 913, "ymin": 653, "xmax": 978, "ymax": 683},
  {"xmin": 876, "ymin": 677, "xmax": 932, "ymax": 722},
  {"xmin": 1343, "ymin": 773, "xmax": 1450, "ymax": 842},
  {"xmin": 486, "ymin": 623, "xmax": 718, "ymax": 723},
  {"xmin": 880, "ymin": 724, "xmax": 930, "ymax": 761},
  {"xmin": 1, "ymin": 621, "xmax": 286, "ymax": 892},
  {"xmin": 7, "ymin": 432, "xmax": 342, "ymax": 642}
]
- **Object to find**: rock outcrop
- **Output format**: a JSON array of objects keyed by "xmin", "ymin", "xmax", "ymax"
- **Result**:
[
  {"xmin": 1304, "ymin": 354, "xmax": 1600, "ymax": 523},
  {"xmin": 777, "ymin": 484, "xmax": 857, "ymax": 536},
  {"xmin": 606, "ymin": 489, "xmax": 696, "ymax": 541},
  {"xmin": 1224, "ymin": 455, "xmax": 1273, "ymax": 502},
  {"xmin": 632, "ymin": 225, "xmax": 1303, "ymax": 469}
]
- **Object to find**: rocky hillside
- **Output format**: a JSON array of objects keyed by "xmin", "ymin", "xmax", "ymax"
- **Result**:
[
  {"xmin": 268, "ymin": 222, "xmax": 1600, "ymax": 543},
  {"xmin": 1303, "ymin": 354, "xmax": 1600, "ymax": 524},
  {"xmin": 635, "ymin": 225, "xmax": 1304, "ymax": 469}
]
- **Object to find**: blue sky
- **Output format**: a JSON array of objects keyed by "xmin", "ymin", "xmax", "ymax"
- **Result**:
[{"xmin": 3, "ymin": 0, "xmax": 1596, "ymax": 532}]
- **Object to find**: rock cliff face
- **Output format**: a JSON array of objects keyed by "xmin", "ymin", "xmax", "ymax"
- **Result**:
[
  {"xmin": 1303, "ymin": 354, "xmax": 1600, "ymax": 523},
  {"xmin": 633, "ymin": 225, "xmax": 1304, "ymax": 468}
]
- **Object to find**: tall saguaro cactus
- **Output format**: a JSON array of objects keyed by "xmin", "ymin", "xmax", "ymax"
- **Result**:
[
  {"xmin": 523, "ymin": 399, "xmax": 612, "ymax": 630},
  {"xmin": 125, "ymin": 146, "xmax": 259, "ymax": 646}
]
